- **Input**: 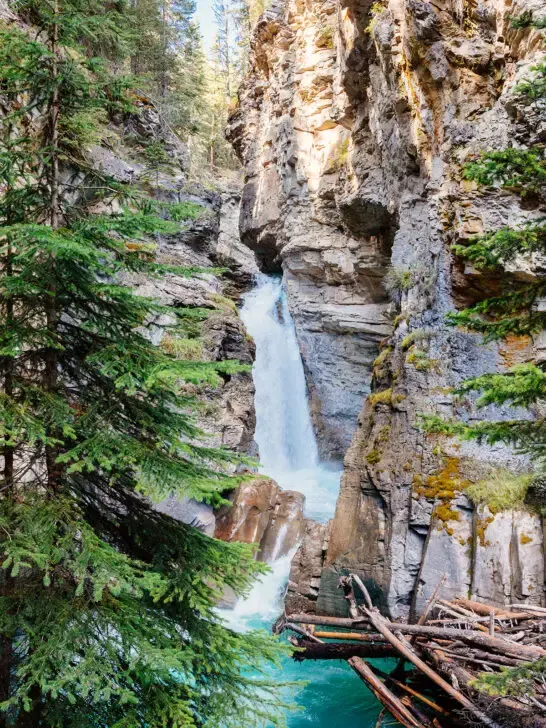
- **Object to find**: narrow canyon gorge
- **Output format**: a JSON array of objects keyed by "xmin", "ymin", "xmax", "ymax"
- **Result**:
[{"xmin": 222, "ymin": 0, "xmax": 546, "ymax": 622}]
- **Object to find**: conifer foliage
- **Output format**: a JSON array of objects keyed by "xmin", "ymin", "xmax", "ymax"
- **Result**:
[
  {"xmin": 423, "ymin": 53, "xmax": 546, "ymax": 461},
  {"xmin": 0, "ymin": 2, "xmax": 286, "ymax": 726}
]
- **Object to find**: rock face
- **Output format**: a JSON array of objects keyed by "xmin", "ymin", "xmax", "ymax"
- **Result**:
[
  {"xmin": 215, "ymin": 477, "xmax": 305, "ymax": 561},
  {"xmin": 285, "ymin": 519, "xmax": 331, "ymax": 614},
  {"xmin": 229, "ymin": 0, "xmax": 546, "ymax": 616}
]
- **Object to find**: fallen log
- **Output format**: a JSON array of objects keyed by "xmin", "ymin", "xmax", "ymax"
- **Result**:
[
  {"xmin": 288, "ymin": 612, "xmax": 545, "ymax": 660},
  {"xmin": 341, "ymin": 576, "xmax": 428, "ymax": 727},
  {"xmin": 372, "ymin": 666, "xmax": 449, "ymax": 716},
  {"xmin": 312, "ymin": 630, "xmax": 387, "ymax": 642},
  {"xmin": 349, "ymin": 656, "xmax": 426, "ymax": 727},
  {"xmin": 281, "ymin": 617, "xmax": 425, "ymax": 726},
  {"xmin": 454, "ymin": 599, "xmax": 544, "ymax": 620},
  {"xmin": 343, "ymin": 575, "xmax": 502, "ymax": 728},
  {"xmin": 427, "ymin": 648, "xmax": 546, "ymax": 728},
  {"xmin": 444, "ymin": 646, "xmax": 527, "ymax": 667},
  {"xmin": 291, "ymin": 638, "xmax": 397, "ymax": 661},
  {"xmin": 437, "ymin": 600, "xmax": 489, "ymax": 632}
]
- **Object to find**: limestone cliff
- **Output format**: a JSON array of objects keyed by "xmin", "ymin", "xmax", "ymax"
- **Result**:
[{"xmin": 228, "ymin": 0, "xmax": 545, "ymax": 617}]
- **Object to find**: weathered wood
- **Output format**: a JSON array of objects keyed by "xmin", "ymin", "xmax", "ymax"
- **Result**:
[
  {"xmin": 341, "ymin": 575, "xmax": 426, "ymax": 728},
  {"xmin": 289, "ymin": 612, "xmax": 545, "ymax": 660},
  {"xmin": 287, "ymin": 613, "xmax": 369, "ymax": 628},
  {"xmin": 418, "ymin": 576, "xmax": 446, "ymax": 627},
  {"xmin": 437, "ymin": 600, "xmax": 489, "ymax": 632},
  {"xmin": 313, "ymin": 630, "xmax": 387, "ymax": 642},
  {"xmin": 348, "ymin": 657, "xmax": 426, "ymax": 728},
  {"xmin": 343, "ymin": 575, "xmax": 503, "ymax": 728},
  {"xmin": 445, "ymin": 647, "xmax": 527, "ymax": 667},
  {"xmin": 291, "ymin": 638, "xmax": 397, "ymax": 661},
  {"xmin": 427, "ymin": 648, "xmax": 546, "ymax": 728},
  {"xmin": 509, "ymin": 604, "xmax": 546, "ymax": 615},
  {"xmin": 372, "ymin": 666, "xmax": 449, "ymax": 715},
  {"xmin": 454, "ymin": 598, "xmax": 542, "ymax": 619}
]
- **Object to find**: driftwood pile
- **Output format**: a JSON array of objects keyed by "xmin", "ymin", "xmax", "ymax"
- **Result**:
[{"xmin": 274, "ymin": 574, "xmax": 546, "ymax": 728}]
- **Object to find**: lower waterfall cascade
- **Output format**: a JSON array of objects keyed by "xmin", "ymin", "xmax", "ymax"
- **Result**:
[{"xmin": 223, "ymin": 274, "xmax": 395, "ymax": 726}]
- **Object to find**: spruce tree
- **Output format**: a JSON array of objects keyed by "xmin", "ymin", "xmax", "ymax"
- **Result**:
[{"xmin": 0, "ymin": 2, "xmax": 288, "ymax": 726}]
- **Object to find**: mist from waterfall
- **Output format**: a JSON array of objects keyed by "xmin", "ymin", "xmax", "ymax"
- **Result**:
[{"xmin": 240, "ymin": 275, "xmax": 341, "ymax": 523}]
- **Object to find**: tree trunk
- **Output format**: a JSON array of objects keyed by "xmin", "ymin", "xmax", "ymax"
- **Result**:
[
  {"xmin": 292, "ymin": 639, "xmax": 396, "ymax": 661},
  {"xmin": 0, "ymin": 636, "xmax": 12, "ymax": 727},
  {"xmin": 44, "ymin": 0, "xmax": 61, "ymax": 494}
]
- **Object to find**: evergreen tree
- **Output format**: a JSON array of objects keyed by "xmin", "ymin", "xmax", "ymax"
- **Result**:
[
  {"xmin": 213, "ymin": 0, "xmax": 233, "ymax": 102},
  {"xmin": 422, "ymin": 58, "xmax": 546, "ymax": 458},
  {"xmin": 0, "ymin": 2, "xmax": 288, "ymax": 725}
]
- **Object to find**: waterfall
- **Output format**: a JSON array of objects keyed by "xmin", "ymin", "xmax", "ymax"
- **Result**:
[
  {"xmin": 222, "ymin": 275, "xmax": 386, "ymax": 727},
  {"xmin": 240, "ymin": 275, "xmax": 341, "ymax": 524},
  {"xmin": 240, "ymin": 275, "xmax": 318, "ymax": 473}
]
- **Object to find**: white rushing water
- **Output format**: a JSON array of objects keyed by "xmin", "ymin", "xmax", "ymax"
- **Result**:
[
  {"xmin": 225, "ymin": 274, "xmax": 341, "ymax": 629},
  {"xmin": 240, "ymin": 275, "xmax": 342, "ymax": 524},
  {"xmin": 223, "ymin": 275, "xmax": 388, "ymax": 728}
]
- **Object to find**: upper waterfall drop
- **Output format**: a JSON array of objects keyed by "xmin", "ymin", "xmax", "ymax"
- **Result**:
[
  {"xmin": 241, "ymin": 275, "xmax": 319, "ymax": 473},
  {"xmin": 240, "ymin": 274, "xmax": 341, "ymax": 523}
]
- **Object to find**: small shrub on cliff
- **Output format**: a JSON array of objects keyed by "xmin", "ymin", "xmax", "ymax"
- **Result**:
[
  {"xmin": 385, "ymin": 265, "xmax": 414, "ymax": 294},
  {"xmin": 511, "ymin": 12, "xmax": 546, "ymax": 29},
  {"xmin": 366, "ymin": 2, "xmax": 387, "ymax": 33},
  {"xmin": 465, "ymin": 470, "xmax": 532, "ymax": 512}
]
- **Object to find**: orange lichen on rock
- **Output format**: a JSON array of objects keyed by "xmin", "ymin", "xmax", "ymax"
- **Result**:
[
  {"xmin": 413, "ymin": 458, "xmax": 470, "ymax": 533},
  {"xmin": 476, "ymin": 515, "xmax": 494, "ymax": 547},
  {"xmin": 413, "ymin": 457, "xmax": 470, "ymax": 500},
  {"xmin": 499, "ymin": 334, "xmax": 532, "ymax": 368}
]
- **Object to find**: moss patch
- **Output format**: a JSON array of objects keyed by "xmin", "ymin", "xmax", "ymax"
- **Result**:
[
  {"xmin": 161, "ymin": 335, "xmax": 203, "ymax": 361},
  {"xmin": 465, "ymin": 469, "xmax": 532, "ymax": 513},
  {"xmin": 373, "ymin": 347, "xmax": 392, "ymax": 378},
  {"xmin": 368, "ymin": 388, "xmax": 405, "ymax": 408},
  {"xmin": 406, "ymin": 347, "xmax": 433, "ymax": 371},
  {"xmin": 366, "ymin": 450, "xmax": 382, "ymax": 465},
  {"xmin": 211, "ymin": 293, "xmax": 238, "ymax": 313},
  {"xmin": 401, "ymin": 328, "xmax": 430, "ymax": 351}
]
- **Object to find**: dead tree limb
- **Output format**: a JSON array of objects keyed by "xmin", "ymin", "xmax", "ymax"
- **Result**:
[
  {"xmin": 290, "ymin": 638, "xmax": 397, "ymax": 661},
  {"xmin": 288, "ymin": 613, "xmax": 545, "ymax": 660},
  {"xmin": 343, "ymin": 575, "xmax": 503, "ymax": 728}
]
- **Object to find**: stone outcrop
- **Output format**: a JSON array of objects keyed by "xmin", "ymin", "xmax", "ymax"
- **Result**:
[
  {"xmin": 215, "ymin": 477, "xmax": 305, "ymax": 561},
  {"xmin": 285, "ymin": 519, "xmax": 331, "ymax": 613},
  {"xmin": 229, "ymin": 0, "xmax": 546, "ymax": 616}
]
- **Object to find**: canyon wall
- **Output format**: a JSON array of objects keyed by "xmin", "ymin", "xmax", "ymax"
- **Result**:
[{"xmin": 229, "ymin": 0, "xmax": 545, "ymax": 617}]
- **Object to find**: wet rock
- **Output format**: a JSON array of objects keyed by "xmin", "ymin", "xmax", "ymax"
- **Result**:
[
  {"xmin": 286, "ymin": 519, "xmax": 331, "ymax": 614},
  {"xmin": 156, "ymin": 497, "xmax": 216, "ymax": 536},
  {"xmin": 215, "ymin": 477, "xmax": 305, "ymax": 561}
]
